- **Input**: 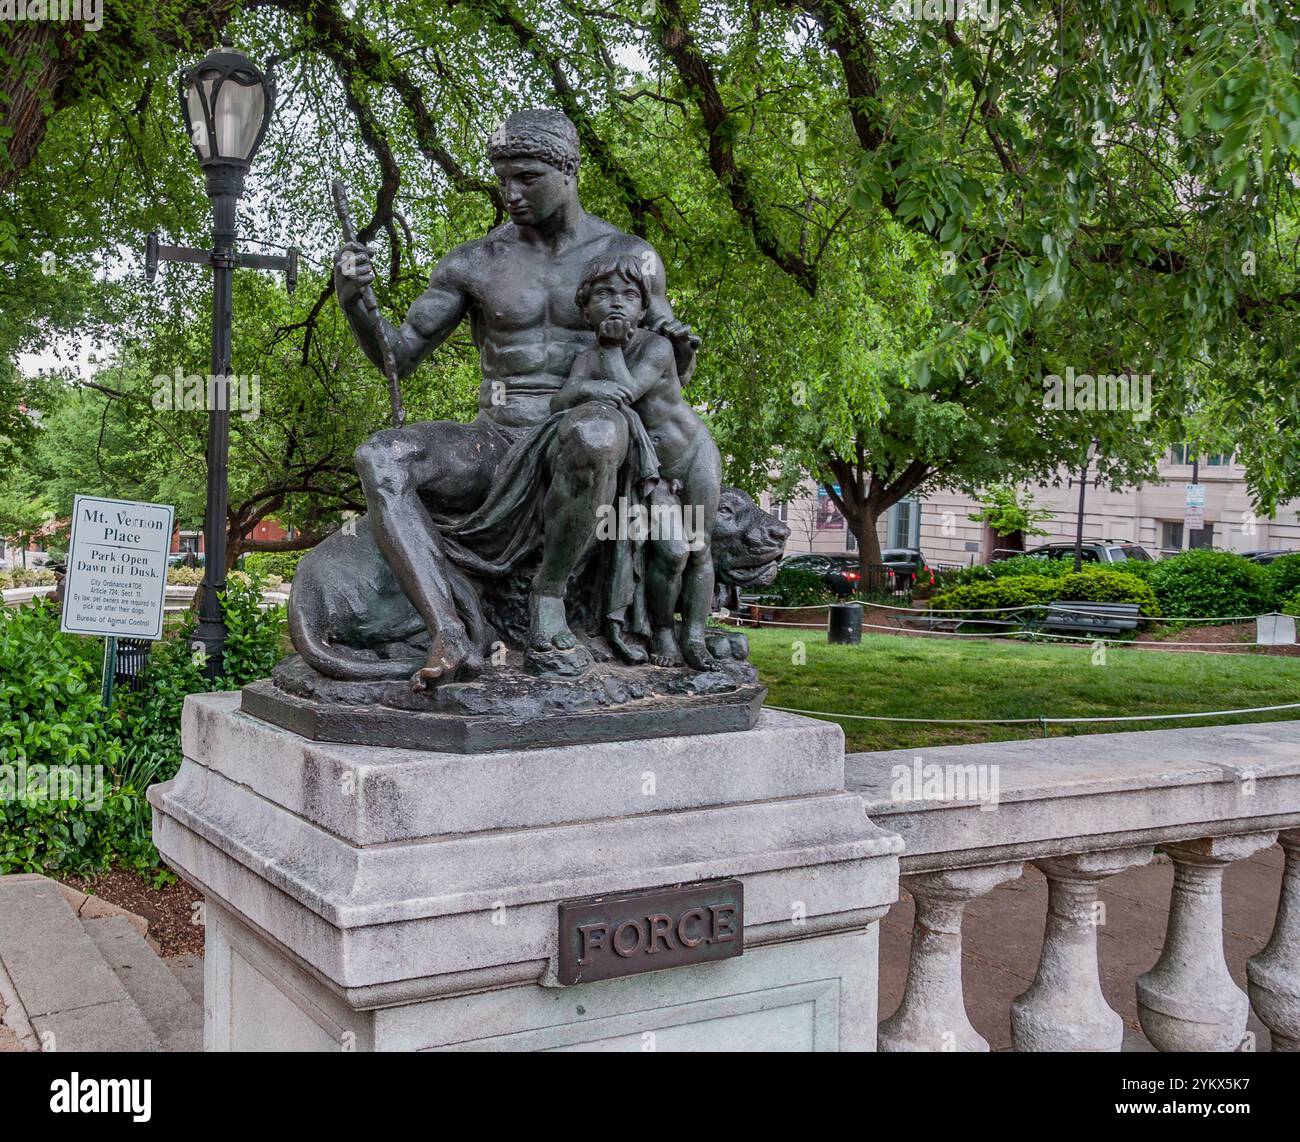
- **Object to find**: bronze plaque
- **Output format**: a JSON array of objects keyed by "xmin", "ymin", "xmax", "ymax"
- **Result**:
[{"xmin": 557, "ymin": 879, "xmax": 744, "ymax": 986}]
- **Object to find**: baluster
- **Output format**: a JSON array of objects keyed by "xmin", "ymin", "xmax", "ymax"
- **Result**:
[
  {"xmin": 1010, "ymin": 846, "xmax": 1152, "ymax": 1051},
  {"xmin": 1138, "ymin": 832, "xmax": 1277, "ymax": 1051},
  {"xmin": 878, "ymin": 863, "xmax": 1022, "ymax": 1052},
  {"xmin": 1248, "ymin": 828, "xmax": 1300, "ymax": 1052}
]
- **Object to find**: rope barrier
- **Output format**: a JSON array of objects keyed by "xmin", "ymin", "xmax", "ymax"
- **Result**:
[
  {"xmin": 718, "ymin": 617, "xmax": 1264, "ymax": 650},
  {"xmin": 740, "ymin": 599, "xmax": 1270, "ymax": 624}
]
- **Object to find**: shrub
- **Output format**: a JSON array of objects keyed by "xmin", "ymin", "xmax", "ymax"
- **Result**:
[
  {"xmin": 1109, "ymin": 557, "xmax": 1158, "ymax": 581},
  {"xmin": 167, "ymin": 566, "xmax": 204, "ymax": 586},
  {"xmin": 6, "ymin": 567, "xmax": 55, "ymax": 587},
  {"xmin": 936, "ymin": 554, "xmax": 1069, "ymax": 590},
  {"xmin": 1282, "ymin": 591, "xmax": 1300, "ymax": 618},
  {"xmin": 931, "ymin": 567, "xmax": 1160, "ymax": 621},
  {"xmin": 759, "ymin": 566, "xmax": 833, "ymax": 608},
  {"xmin": 242, "ymin": 549, "xmax": 307, "ymax": 581},
  {"xmin": 929, "ymin": 574, "xmax": 1060, "ymax": 619},
  {"xmin": 1054, "ymin": 568, "xmax": 1161, "ymax": 615},
  {"xmin": 1267, "ymin": 553, "xmax": 1300, "ymax": 603},
  {"xmin": 1148, "ymin": 550, "xmax": 1274, "ymax": 619},
  {"xmin": 0, "ymin": 602, "xmax": 148, "ymax": 875},
  {"xmin": 0, "ymin": 577, "xmax": 288, "ymax": 876}
]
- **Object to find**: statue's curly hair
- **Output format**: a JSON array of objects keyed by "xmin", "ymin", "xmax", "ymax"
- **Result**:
[
  {"xmin": 486, "ymin": 109, "xmax": 580, "ymax": 176},
  {"xmin": 574, "ymin": 252, "xmax": 651, "ymax": 314}
]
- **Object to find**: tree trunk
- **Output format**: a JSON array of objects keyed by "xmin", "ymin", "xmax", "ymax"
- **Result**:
[{"xmin": 845, "ymin": 507, "xmax": 883, "ymax": 573}]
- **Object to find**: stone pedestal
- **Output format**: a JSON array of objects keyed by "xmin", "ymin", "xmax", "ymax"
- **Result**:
[{"xmin": 149, "ymin": 693, "xmax": 901, "ymax": 1051}]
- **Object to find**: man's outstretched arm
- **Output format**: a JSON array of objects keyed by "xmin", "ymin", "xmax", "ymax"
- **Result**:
[{"xmin": 334, "ymin": 242, "xmax": 470, "ymax": 382}]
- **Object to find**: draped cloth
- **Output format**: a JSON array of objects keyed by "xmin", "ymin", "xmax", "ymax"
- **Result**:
[{"xmin": 428, "ymin": 401, "xmax": 662, "ymax": 641}]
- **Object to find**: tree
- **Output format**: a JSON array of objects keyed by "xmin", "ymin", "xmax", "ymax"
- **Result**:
[
  {"xmin": 0, "ymin": 485, "xmax": 53, "ymax": 568},
  {"xmin": 2, "ymin": 0, "xmax": 1299, "ymax": 549},
  {"xmin": 12, "ymin": 268, "xmax": 481, "ymax": 573}
]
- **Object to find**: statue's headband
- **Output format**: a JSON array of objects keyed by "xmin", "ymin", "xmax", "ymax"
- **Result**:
[{"xmin": 487, "ymin": 113, "xmax": 580, "ymax": 176}]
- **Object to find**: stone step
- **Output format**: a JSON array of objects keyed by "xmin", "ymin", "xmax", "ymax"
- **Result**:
[
  {"xmin": 0, "ymin": 876, "xmax": 161, "ymax": 1052},
  {"xmin": 81, "ymin": 917, "xmax": 202, "ymax": 1052},
  {"xmin": 166, "ymin": 953, "xmax": 204, "ymax": 1007}
]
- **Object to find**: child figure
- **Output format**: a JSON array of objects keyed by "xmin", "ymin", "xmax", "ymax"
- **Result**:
[{"xmin": 552, "ymin": 252, "xmax": 722, "ymax": 670}]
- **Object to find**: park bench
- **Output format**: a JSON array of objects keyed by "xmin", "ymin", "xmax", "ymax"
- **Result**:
[{"xmin": 1039, "ymin": 601, "xmax": 1142, "ymax": 637}]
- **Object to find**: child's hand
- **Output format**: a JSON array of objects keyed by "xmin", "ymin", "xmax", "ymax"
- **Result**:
[{"xmin": 598, "ymin": 315, "xmax": 633, "ymax": 347}]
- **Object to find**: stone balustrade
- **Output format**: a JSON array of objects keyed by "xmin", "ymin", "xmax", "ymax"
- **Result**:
[{"xmin": 847, "ymin": 720, "xmax": 1300, "ymax": 1052}]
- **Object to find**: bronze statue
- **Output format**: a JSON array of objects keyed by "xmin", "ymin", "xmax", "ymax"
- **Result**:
[
  {"xmin": 333, "ymin": 109, "xmax": 698, "ymax": 689},
  {"xmin": 257, "ymin": 109, "xmax": 789, "ymax": 749}
]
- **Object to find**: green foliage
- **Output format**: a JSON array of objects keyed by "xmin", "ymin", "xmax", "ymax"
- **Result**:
[
  {"xmin": 166, "ymin": 566, "xmax": 204, "ymax": 586},
  {"xmin": 0, "ymin": 602, "xmax": 144, "ymax": 875},
  {"xmin": 969, "ymin": 486, "xmax": 1054, "ymax": 539},
  {"xmin": 0, "ymin": 568, "xmax": 57, "ymax": 589},
  {"xmin": 1282, "ymin": 591, "xmax": 1300, "ymax": 618},
  {"xmin": 939, "ymin": 554, "xmax": 1067, "ymax": 588},
  {"xmin": 242, "ymin": 550, "xmax": 307, "ymax": 581},
  {"xmin": 1267, "ymin": 553, "xmax": 1300, "ymax": 601},
  {"xmin": 931, "ymin": 567, "xmax": 1159, "ymax": 619},
  {"xmin": 929, "ymin": 575, "xmax": 1061, "ymax": 620},
  {"xmin": 759, "ymin": 567, "xmax": 834, "ymax": 608},
  {"xmin": 0, "ymin": 578, "xmax": 287, "ymax": 876},
  {"xmin": 1054, "ymin": 569, "xmax": 1161, "ymax": 615},
  {"xmin": 218, "ymin": 575, "xmax": 288, "ymax": 685},
  {"xmin": 1148, "ymin": 550, "xmax": 1276, "ymax": 618}
]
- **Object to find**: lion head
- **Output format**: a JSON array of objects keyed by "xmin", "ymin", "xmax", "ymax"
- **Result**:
[{"xmin": 711, "ymin": 487, "xmax": 790, "ymax": 589}]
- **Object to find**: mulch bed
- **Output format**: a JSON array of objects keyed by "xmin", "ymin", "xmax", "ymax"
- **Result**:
[
  {"xmin": 58, "ymin": 869, "xmax": 205, "ymax": 958},
  {"xmin": 1135, "ymin": 621, "xmax": 1300, "ymax": 655}
]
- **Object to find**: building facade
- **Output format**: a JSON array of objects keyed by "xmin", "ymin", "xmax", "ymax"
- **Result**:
[{"xmin": 768, "ymin": 448, "xmax": 1300, "ymax": 568}]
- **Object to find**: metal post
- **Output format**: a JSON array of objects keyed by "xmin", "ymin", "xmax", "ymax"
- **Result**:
[
  {"xmin": 192, "ymin": 167, "xmax": 243, "ymax": 680},
  {"xmin": 100, "ymin": 636, "xmax": 117, "ymax": 709},
  {"xmin": 1189, "ymin": 454, "xmax": 1200, "ymax": 548}
]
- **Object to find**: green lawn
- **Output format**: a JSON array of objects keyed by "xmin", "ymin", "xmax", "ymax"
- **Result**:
[{"xmin": 736, "ymin": 628, "xmax": 1300, "ymax": 754}]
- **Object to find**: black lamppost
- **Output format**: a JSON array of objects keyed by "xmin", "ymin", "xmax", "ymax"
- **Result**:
[
  {"xmin": 146, "ymin": 37, "xmax": 296, "ymax": 678},
  {"xmin": 1068, "ymin": 437, "xmax": 1101, "ymax": 573}
]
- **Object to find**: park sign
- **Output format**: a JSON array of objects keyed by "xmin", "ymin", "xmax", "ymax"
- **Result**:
[
  {"xmin": 1184, "ymin": 483, "xmax": 1206, "ymax": 532},
  {"xmin": 61, "ymin": 495, "xmax": 174, "ymax": 641}
]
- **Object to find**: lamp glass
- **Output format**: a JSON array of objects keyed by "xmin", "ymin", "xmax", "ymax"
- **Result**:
[
  {"xmin": 215, "ymin": 78, "xmax": 265, "ymax": 162},
  {"xmin": 184, "ymin": 63, "xmax": 267, "ymax": 164}
]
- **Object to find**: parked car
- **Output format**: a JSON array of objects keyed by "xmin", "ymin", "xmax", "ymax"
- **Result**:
[
  {"xmin": 881, "ymin": 547, "xmax": 935, "ymax": 589},
  {"xmin": 1024, "ymin": 540, "xmax": 1154, "ymax": 564},
  {"xmin": 778, "ymin": 553, "xmax": 870, "ymax": 598},
  {"xmin": 1242, "ymin": 549, "xmax": 1297, "ymax": 564}
]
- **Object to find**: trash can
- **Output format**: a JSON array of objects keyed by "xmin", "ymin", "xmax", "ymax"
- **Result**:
[{"xmin": 828, "ymin": 602, "xmax": 863, "ymax": 644}]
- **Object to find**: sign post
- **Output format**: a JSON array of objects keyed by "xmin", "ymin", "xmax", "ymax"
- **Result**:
[{"xmin": 61, "ymin": 495, "xmax": 175, "ymax": 705}]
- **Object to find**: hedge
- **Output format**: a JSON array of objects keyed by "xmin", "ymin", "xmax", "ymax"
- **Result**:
[
  {"xmin": 0, "ymin": 578, "xmax": 286, "ymax": 876},
  {"xmin": 1146, "ymin": 550, "xmax": 1274, "ymax": 619},
  {"xmin": 930, "ymin": 568, "xmax": 1160, "ymax": 621}
]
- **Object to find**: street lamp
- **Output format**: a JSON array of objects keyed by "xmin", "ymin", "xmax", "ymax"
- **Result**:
[{"xmin": 146, "ymin": 37, "xmax": 297, "ymax": 678}]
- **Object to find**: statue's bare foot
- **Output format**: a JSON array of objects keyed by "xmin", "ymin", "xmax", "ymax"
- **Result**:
[
  {"xmin": 649, "ymin": 628, "xmax": 683, "ymax": 668},
  {"xmin": 608, "ymin": 624, "xmax": 648, "ymax": 664},
  {"xmin": 530, "ymin": 592, "xmax": 577, "ymax": 651},
  {"xmin": 410, "ymin": 629, "xmax": 481, "ymax": 692},
  {"xmin": 682, "ymin": 637, "xmax": 721, "ymax": 672}
]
